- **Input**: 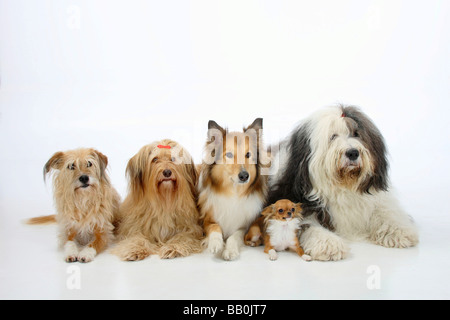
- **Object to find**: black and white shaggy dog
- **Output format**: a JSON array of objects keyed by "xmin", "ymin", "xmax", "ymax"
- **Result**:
[{"xmin": 268, "ymin": 105, "xmax": 419, "ymax": 261}]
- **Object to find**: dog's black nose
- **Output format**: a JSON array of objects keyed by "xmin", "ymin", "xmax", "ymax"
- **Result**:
[
  {"xmin": 79, "ymin": 175, "xmax": 89, "ymax": 184},
  {"xmin": 345, "ymin": 148, "xmax": 359, "ymax": 161},
  {"xmin": 238, "ymin": 171, "xmax": 249, "ymax": 182},
  {"xmin": 163, "ymin": 169, "xmax": 172, "ymax": 178},
  {"xmin": 287, "ymin": 211, "xmax": 292, "ymax": 217}
]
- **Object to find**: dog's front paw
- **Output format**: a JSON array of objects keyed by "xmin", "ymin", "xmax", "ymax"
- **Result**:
[
  {"xmin": 159, "ymin": 244, "xmax": 187, "ymax": 259},
  {"xmin": 268, "ymin": 249, "xmax": 278, "ymax": 261},
  {"xmin": 244, "ymin": 235, "xmax": 262, "ymax": 247},
  {"xmin": 208, "ymin": 232, "xmax": 224, "ymax": 254},
  {"xmin": 222, "ymin": 235, "xmax": 242, "ymax": 261},
  {"xmin": 301, "ymin": 254, "xmax": 312, "ymax": 262},
  {"xmin": 372, "ymin": 225, "xmax": 419, "ymax": 248},
  {"xmin": 222, "ymin": 247, "xmax": 240, "ymax": 261},
  {"xmin": 301, "ymin": 227, "xmax": 348, "ymax": 261},
  {"xmin": 65, "ymin": 255, "xmax": 78, "ymax": 263},
  {"xmin": 78, "ymin": 247, "xmax": 96, "ymax": 263},
  {"xmin": 64, "ymin": 241, "xmax": 79, "ymax": 263}
]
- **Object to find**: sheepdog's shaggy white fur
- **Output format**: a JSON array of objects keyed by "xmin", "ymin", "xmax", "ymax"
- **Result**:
[{"xmin": 268, "ymin": 105, "xmax": 419, "ymax": 261}]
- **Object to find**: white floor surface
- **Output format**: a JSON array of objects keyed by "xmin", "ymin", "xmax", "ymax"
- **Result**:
[{"xmin": 1, "ymin": 205, "xmax": 449, "ymax": 300}]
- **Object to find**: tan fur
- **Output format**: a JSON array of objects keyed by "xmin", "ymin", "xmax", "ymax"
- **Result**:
[
  {"xmin": 199, "ymin": 119, "xmax": 268, "ymax": 260},
  {"xmin": 28, "ymin": 148, "xmax": 121, "ymax": 263},
  {"xmin": 245, "ymin": 199, "xmax": 309, "ymax": 260},
  {"xmin": 111, "ymin": 139, "xmax": 204, "ymax": 261},
  {"xmin": 26, "ymin": 215, "xmax": 56, "ymax": 225}
]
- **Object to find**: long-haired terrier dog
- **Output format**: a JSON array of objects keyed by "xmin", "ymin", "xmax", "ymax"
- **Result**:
[
  {"xmin": 27, "ymin": 148, "xmax": 121, "ymax": 263},
  {"xmin": 245, "ymin": 199, "xmax": 311, "ymax": 261},
  {"xmin": 112, "ymin": 139, "xmax": 203, "ymax": 261},
  {"xmin": 198, "ymin": 119, "xmax": 268, "ymax": 260},
  {"xmin": 268, "ymin": 105, "xmax": 419, "ymax": 261}
]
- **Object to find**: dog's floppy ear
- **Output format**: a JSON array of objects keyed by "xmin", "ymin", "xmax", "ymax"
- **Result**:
[
  {"xmin": 184, "ymin": 158, "xmax": 199, "ymax": 198},
  {"xmin": 126, "ymin": 151, "xmax": 145, "ymax": 195},
  {"xmin": 92, "ymin": 149, "xmax": 109, "ymax": 180},
  {"xmin": 43, "ymin": 152, "xmax": 65, "ymax": 180}
]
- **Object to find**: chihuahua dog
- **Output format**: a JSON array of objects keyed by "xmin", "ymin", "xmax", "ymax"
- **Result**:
[{"xmin": 245, "ymin": 199, "xmax": 311, "ymax": 261}]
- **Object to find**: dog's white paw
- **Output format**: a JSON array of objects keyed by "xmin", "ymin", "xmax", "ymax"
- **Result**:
[
  {"xmin": 208, "ymin": 232, "xmax": 224, "ymax": 254},
  {"xmin": 372, "ymin": 225, "xmax": 419, "ymax": 248},
  {"xmin": 301, "ymin": 226, "xmax": 348, "ymax": 261},
  {"xmin": 268, "ymin": 249, "xmax": 278, "ymax": 261},
  {"xmin": 78, "ymin": 247, "xmax": 96, "ymax": 263},
  {"xmin": 222, "ymin": 247, "xmax": 240, "ymax": 261},
  {"xmin": 64, "ymin": 241, "xmax": 79, "ymax": 263},
  {"xmin": 301, "ymin": 254, "xmax": 312, "ymax": 262}
]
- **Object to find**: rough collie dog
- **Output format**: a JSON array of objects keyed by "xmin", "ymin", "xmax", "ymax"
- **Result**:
[
  {"xmin": 199, "ymin": 119, "xmax": 268, "ymax": 261},
  {"xmin": 245, "ymin": 199, "xmax": 311, "ymax": 261},
  {"xmin": 268, "ymin": 105, "xmax": 419, "ymax": 261},
  {"xmin": 112, "ymin": 139, "xmax": 203, "ymax": 261},
  {"xmin": 27, "ymin": 148, "xmax": 121, "ymax": 263}
]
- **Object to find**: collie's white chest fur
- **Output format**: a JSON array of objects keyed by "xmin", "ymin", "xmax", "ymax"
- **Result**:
[
  {"xmin": 204, "ymin": 191, "xmax": 263, "ymax": 239},
  {"xmin": 266, "ymin": 219, "xmax": 301, "ymax": 251}
]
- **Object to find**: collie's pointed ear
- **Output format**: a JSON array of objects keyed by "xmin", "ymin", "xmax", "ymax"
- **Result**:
[
  {"xmin": 207, "ymin": 120, "xmax": 227, "ymax": 143},
  {"xmin": 245, "ymin": 118, "xmax": 263, "ymax": 132},
  {"xmin": 208, "ymin": 120, "xmax": 226, "ymax": 135},
  {"xmin": 43, "ymin": 152, "xmax": 65, "ymax": 180}
]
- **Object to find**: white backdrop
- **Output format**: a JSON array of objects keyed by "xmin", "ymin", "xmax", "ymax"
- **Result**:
[
  {"xmin": 1, "ymin": 0, "xmax": 450, "ymax": 300},
  {"xmin": 1, "ymin": 0, "xmax": 450, "ymax": 220}
]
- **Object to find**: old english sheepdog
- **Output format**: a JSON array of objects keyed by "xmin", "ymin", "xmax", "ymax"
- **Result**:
[{"xmin": 268, "ymin": 105, "xmax": 419, "ymax": 261}]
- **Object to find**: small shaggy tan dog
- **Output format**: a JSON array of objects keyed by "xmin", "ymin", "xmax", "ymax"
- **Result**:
[
  {"xmin": 28, "ymin": 148, "xmax": 120, "ymax": 263},
  {"xmin": 112, "ymin": 139, "xmax": 204, "ymax": 261}
]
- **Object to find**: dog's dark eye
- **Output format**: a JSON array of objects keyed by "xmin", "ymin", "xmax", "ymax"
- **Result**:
[
  {"xmin": 87, "ymin": 161, "xmax": 92, "ymax": 168},
  {"xmin": 226, "ymin": 152, "xmax": 233, "ymax": 159},
  {"xmin": 291, "ymin": 208, "xmax": 295, "ymax": 212},
  {"xmin": 67, "ymin": 164, "xmax": 75, "ymax": 170},
  {"xmin": 152, "ymin": 157, "xmax": 159, "ymax": 163},
  {"xmin": 278, "ymin": 209, "xmax": 284, "ymax": 213},
  {"xmin": 330, "ymin": 134, "xmax": 338, "ymax": 141},
  {"xmin": 353, "ymin": 130, "xmax": 359, "ymax": 138},
  {"xmin": 245, "ymin": 152, "xmax": 251, "ymax": 158}
]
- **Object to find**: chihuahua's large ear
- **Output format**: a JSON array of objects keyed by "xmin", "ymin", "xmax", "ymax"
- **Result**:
[
  {"xmin": 293, "ymin": 202, "xmax": 304, "ymax": 218},
  {"xmin": 261, "ymin": 204, "xmax": 275, "ymax": 217},
  {"xmin": 43, "ymin": 152, "xmax": 65, "ymax": 180}
]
